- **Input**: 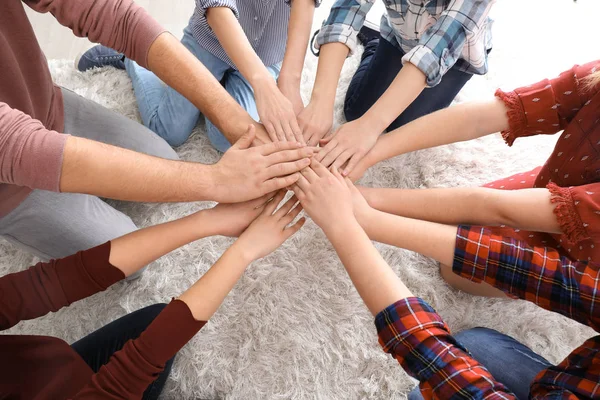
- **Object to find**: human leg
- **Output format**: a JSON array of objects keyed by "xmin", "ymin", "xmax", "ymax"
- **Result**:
[
  {"xmin": 407, "ymin": 327, "xmax": 551, "ymax": 400},
  {"xmin": 71, "ymin": 303, "xmax": 173, "ymax": 400}
]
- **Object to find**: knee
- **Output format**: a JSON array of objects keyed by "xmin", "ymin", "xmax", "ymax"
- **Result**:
[{"xmin": 150, "ymin": 117, "xmax": 195, "ymax": 147}]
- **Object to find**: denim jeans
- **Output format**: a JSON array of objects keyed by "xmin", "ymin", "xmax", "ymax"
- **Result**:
[
  {"xmin": 125, "ymin": 23, "xmax": 281, "ymax": 152},
  {"xmin": 344, "ymin": 37, "xmax": 473, "ymax": 132},
  {"xmin": 407, "ymin": 327, "xmax": 552, "ymax": 400},
  {"xmin": 71, "ymin": 304, "xmax": 174, "ymax": 400}
]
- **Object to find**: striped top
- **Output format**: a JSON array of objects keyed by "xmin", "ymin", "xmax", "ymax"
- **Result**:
[
  {"xmin": 316, "ymin": 0, "xmax": 495, "ymax": 87},
  {"xmin": 190, "ymin": 0, "xmax": 319, "ymax": 69}
]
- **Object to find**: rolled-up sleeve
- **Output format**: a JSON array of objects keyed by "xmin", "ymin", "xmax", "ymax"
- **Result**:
[
  {"xmin": 195, "ymin": 0, "xmax": 239, "ymax": 21},
  {"xmin": 403, "ymin": 0, "xmax": 495, "ymax": 87},
  {"xmin": 315, "ymin": 0, "xmax": 374, "ymax": 55}
]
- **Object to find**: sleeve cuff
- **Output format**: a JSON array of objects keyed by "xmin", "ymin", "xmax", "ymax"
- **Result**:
[
  {"xmin": 315, "ymin": 24, "xmax": 358, "ymax": 55},
  {"xmin": 547, "ymin": 183, "xmax": 590, "ymax": 243},
  {"xmin": 375, "ymin": 297, "xmax": 446, "ymax": 355},
  {"xmin": 135, "ymin": 18, "xmax": 167, "ymax": 70},
  {"xmin": 133, "ymin": 299, "xmax": 207, "ymax": 366},
  {"xmin": 452, "ymin": 225, "xmax": 491, "ymax": 284},
  {"xmin": 494, "ymin": 89, "xmax": 527, "ymax": 147},
  {"xmin": 402, "ymin": 45, "xmax": 455, "ymax": 87},
  {"xmin": 34, "ymin": 130, "xmax": 69, "ymax": 192},
  {"xmin": 197, "ymin": 0, "xmax": 240, "ymax": 20}
]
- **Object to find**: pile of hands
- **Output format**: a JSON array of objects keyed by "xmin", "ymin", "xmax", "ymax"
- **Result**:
[{"xmin": 204, "ymin": 157, "xmax": 374, "ymax": 263}]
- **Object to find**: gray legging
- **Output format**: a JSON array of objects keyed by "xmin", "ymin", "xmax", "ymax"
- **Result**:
[{"xmin": 0, "ymin": 88, "xmax": 178, "ymax": 261}]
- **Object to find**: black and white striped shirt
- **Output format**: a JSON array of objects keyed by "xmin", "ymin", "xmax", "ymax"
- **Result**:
[{"xmin": 190, "ymin": 0, "xmax": 318, "ymax": 69}]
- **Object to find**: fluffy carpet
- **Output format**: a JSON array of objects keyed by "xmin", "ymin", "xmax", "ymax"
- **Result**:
[{"xmin": 2, "ymin": 1, "xmax": 598, "ymax": 399}]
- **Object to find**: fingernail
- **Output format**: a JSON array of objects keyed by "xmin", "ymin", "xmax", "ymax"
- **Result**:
[
  {"xmin": 343, "ymin": 170, "xmax": 348, "ymax": 176},
  {"xmin": 296, "ymin": 142, "xmax": 302, "ymax": 147}
]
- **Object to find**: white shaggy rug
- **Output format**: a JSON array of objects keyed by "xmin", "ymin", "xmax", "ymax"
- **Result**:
[{"xmin": 3, "ymin": 1, "xmax": 600, "ymax": 399}]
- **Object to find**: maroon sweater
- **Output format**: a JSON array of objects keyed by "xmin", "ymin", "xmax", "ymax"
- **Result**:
[
  {"xmin": 0, "ymin": 0, "xmax": 165, "ymax": 216},
  {"xmin": 0, "ymin": 242, "xmax": 206, "ymax": 399}
]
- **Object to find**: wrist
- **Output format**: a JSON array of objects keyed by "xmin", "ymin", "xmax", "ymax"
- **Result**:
[
  {"xmin": 278, "ymin": 71, "xmax": 302, "ymax": 87},
  {"xmin": 229, "ymin": 239, "xmax": 257, "ymax": 265},
  {"xmin": 322, "ymin": 216, "xmax": 362, "ymax": 243},
  {"xmin": 309, "ymin": 87, "xmax": 335, "ymax": 110},
  {"xmin": 359, "ymin": 112, "xmax": 388, "ymax": 136},
  {"xmin": 249, "ymin": 70, "xmax": 277, "ymax": 90}
]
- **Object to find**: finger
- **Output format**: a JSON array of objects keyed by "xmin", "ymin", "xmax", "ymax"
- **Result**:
[
  {"xmin": 265, "ymin": 147, "xmax": 315, "ymax": 166},
  {"xmin": 252, "ymin": 191, "xmax": 277, "ymax": 209},
  {"xmin": 233, "ymin": 125, "xmax": 256, "ymax": 150},
  {"xmin": 315, "ymin": 140, "xmax": 336, "ymax": 162},
  {"xmin": 264, "ymin": 172, "xmax": 301, "ymax": 193},
  {"xmin": 295, "ymin": 172, "xmax": 311, "ymax": 192},
  {"xmin": 330, "ymin": 165, "xmax": 345, "ymax": 183},
  {"xmin": 290, "ymin": 183, "xmax": 306, "ymax": 200},
  {"xmin": 332, "ymin": 149, "xmax": 353, "ymax": 171},
  {"xmin": 260, "ymin": 140, "xmax": 303, "ymax": 156},
  {"xmin": 320, "ymin": 145, "xmax": 346, "ymax": 168},
  {"xmin": 300, "ymin": 164, "xmax": 319, "ymax": 183},
  {"xmin": 282, "ymin": 121, "xmax": 296, "ymax": 142},
  {"xmin": 265, "ymin": 158, "xmax": 311, "ymax": 179},
  {"xmin": 344, "ymin": 177, "xmax": 359, "ymax": 192},
  {"xmin": 343, "ymin": 153, "xmax": 362, "ymax": 177},
  {"xmin": 281, "ymin": 202, "xmax": 303, "ymax": 225},
  {"xmin": 274, "ymin": 121, "xmax": 287, "ymax": 142},
  {"xmin": 290, "ymin": 118, "xmax": 304, "ymax": 144},
  {"xmin": 283, "ymin": 217, "xmax": 306, "ymax": 238},
  {"xmin": 319, "ymin": 136, "xmax": 333, "ymax": 146},
  {"xmin": 274, "ymin": 195, "xmax": 298, "ymax": 218},
  {"xmin": 310, "ymin": 158, "xmax": 330, "ymax": 177},
  {"xmin": 264, "ymin": 122, "xmax": 279, "ymax": 143},
  {"xmin": 263, "ymin": 190, "xmax": 286, "ymax": 215}
]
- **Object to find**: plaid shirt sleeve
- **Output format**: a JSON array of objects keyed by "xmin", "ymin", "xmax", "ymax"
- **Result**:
[
  {"xmin": 453, "ymin": 226, "xmax": 600, "ymax": 331},
  {"xmin": 315, "ymin": 0, "xmax": 375, "ymax": 55},
  {"xmin": 403, "ymin": 0, "xmax": 494, "ymax": 87},
  {"xmin": 375, "ymin": 297, "xmax": 516, "ymax": 399}
]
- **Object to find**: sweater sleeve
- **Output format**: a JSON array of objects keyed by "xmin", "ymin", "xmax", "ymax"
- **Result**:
[
  {"xmin": 23, "ymin": 0, "xmax": 165, "ymax": 68},
  {"xmin": 0, "ymin": 242, "xmax": 124, "ymax": 331},
  {"xmin": 72, "ymin": 299, "xmax": 206, "ymax": 399},
  {"xmin": 495, "ymin": 60, "xmax": 600, "ymax": 146},
  {"xmin": 0, "ymin": 102, "xmax": 68, "ymax": 191}
]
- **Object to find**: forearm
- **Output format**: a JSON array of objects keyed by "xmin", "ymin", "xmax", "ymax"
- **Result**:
[
  {"xmin": 361, "ymin": 63, "xmax": 426, "ymax": 133},
  {"xmin": 279, "ymin": 0, "xmax": 316, "ymax": 86},
  {"xmin": 178, "ymin": 242, "xmax": 250, "ymax": 321},
  {"xmin": 147, "ymin": 32, "xmax": 258, "ymax": 143},
  {"xmin": 207, "ymin": 8, "xmax": 273, "ymax": 89},
  {"xmin": 359, "ymin": 209, "xmax": 457, "ymax": 267},
  {"xmin": 309, "ymin": 43, "xmax": 349, "ymax": 107},
  {"xmin": 109, "ymin": 209, "xmax": 220, "ymax": 277},
  {"xmin": 362, "ymin": 187, "xmax": 561, "ymax": 234},
  {"xmin": 60, "ymin": 136, "xmax": 214, "ymax": 202},
  {"xmin": 324, "ymin": 219, "xmax": 413, "ymax": 315},
  {"xmin": 362, "ymin": 99, "xmax": 509, "ymax": 168}
]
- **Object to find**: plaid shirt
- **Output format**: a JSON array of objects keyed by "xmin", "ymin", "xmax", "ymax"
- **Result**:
[
  {"xmin": 316, "ymin": 0, "xmax": 495, "ymax": 87},
  {"xmin": 376, "ymin": 225, "xmax": 600, "ymax": 399}
]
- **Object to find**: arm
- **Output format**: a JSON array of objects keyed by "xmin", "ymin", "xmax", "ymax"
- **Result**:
[
  {"xmin": 75, "ymin": 192, "xmax": 305, "ymax": 398},
  {"xmin": 25, "ymin": 0, "xmax": 266, "ymax": 144},
  {"xmin": 360, "ymin": 186, "xmax": 561, "ymax": 235},
  {"xmin": 292, "ymin": 160, "xmax": 515, "ymax": 399},
  {"xmin": 0, "ymin": 195, "xmax": 269, "ymax": 330},
  {"xmin": 278, "ymin": 0, "xmax": 317, "ymax": 116},
  {"xmin": 299, "ymin": 0, "xmax": 374, "ymax": 145},
  {"xmin": 60, "ymin": 126, "xmax": 313, "ymax": 203},
  {"xmin": 206, "ymin": 6, "xmax": 302, "ymax": 143}
]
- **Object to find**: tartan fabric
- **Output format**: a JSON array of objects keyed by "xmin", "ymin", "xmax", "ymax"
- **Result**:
[
  {"xmin": 316, "ymin": 0, "xmax": 495, "ymax": 86},
  {"xmin": 374, "ymin": 227, "xmax": 600, "ymax": 398}
]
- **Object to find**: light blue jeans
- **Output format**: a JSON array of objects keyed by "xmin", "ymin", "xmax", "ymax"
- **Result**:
[{"xmin": 125, "ymin": 24, "xmax": 281, "ymax": 152}]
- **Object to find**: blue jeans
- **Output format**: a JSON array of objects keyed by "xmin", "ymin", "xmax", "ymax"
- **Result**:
[
  {"xmin": 71, "ymin": 304, "xmax": 174, "ymax": 400},
  {"xmin": 407, "ymin": 327, "xmax": 552, "ymax": 400},
  {"xmin": 344, "ymin": 37, "xmax": 473, "ymax": 132},
  {"xmin": 125, "ymin": 24, "xmax": 281, "ymax": 152}
]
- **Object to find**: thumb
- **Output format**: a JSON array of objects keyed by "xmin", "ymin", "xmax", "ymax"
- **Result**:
[{"xmin": 234, "ymin": 125, "xmax": 256, "ymax": 150}]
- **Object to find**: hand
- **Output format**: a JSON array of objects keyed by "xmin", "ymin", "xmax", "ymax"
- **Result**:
[
  {"xmin": 236, "ymin": 191, "xmax": 305, "ymax": 261},
  {"xmin": 205, "ymin": 193, "xmax": 275, "ymax": 237},
  {"xmin": 278, "ymin": 77, "xmax": 304, "ymax": 116},
  {"xmin": 290, "ymin": 159, "xmax": 354, "ymax": 229},
  {"xmin": 254, "ymin": 77, "xmax": 304, "ymax": 143},
  {"xmin": 316, "ymin": 118, "xmax": 379, "ymax": 173},
  {"xmin": 211, "ymin": 125, "xmax": 315, "ymax": 203},
  {"xmin": 251, "ymin": 123, "xmax": 273, "ymax": 147},
  {"xmin": 297, "ymin": 100, "xmax": 334, "ymax": 147},
  {"xmin": 344, "ymin": 150, "xmax": 374, "ymax": 181}
]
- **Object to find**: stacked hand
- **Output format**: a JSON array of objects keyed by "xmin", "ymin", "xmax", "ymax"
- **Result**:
[
  {"xmin": 213, "ymin": 125, "xmax": 317, "ymax": 203},
  {"xmin": 254, "ymin": 77, "xmax": 304, "ymax": 143},
  {"xmin": 315, "ymin": 119, "xmax": 379, "ymax": 176},
  {"xmin": 297, "ymin": 100, "xmax": 334, "ymax": 147}
]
